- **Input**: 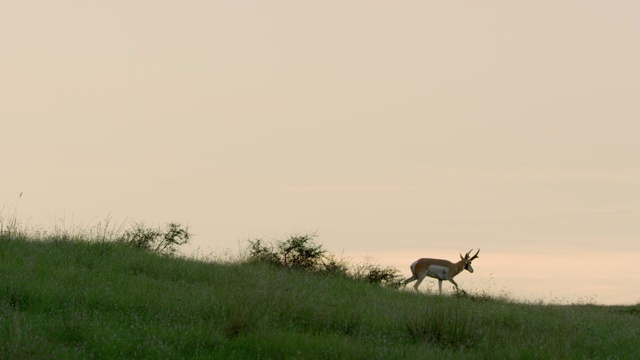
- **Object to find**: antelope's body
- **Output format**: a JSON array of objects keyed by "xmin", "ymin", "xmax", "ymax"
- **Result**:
[{"xmin": 404, "ymin": 249, "xmax": 480, "ymax": 294}]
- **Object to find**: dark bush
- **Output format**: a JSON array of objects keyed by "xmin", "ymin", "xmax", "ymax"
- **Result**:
[
  {"xmin": 278, "ymin": 234, "xmax": 325, "ymax": 270},
  {"xmin": 247, "ymin": 234, "xmax": 402, "ymax": 288},
  {"xmin": 248, "ymin": 233, "xmax": 326, "ymax": 271},
  {"xmin": 247, "ymin": 238, "xmax": 281, "ymax": 266},
  {"xmin": 353, "ymin": 260, "xmax": 403, "ymax": 288},
  {"xmin": 120, "ymin": 222, "xmax": 190, "ymax": 254},
  {"xmin": 318, "ymin": 254, "xmax": 350, "ymax": 277}
]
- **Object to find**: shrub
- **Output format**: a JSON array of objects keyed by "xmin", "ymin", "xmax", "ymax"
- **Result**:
[
  {"xmin": 278, "ymin": 234, "xmax": 325, "ymax": 270},
  {"xmin": 247, "ymin": 238, "xmax": 281, "ymax": 266},
  {"xmin": 247, "ymin": 233, "xmax": 326, "ymax": 271},
  {"xmin": 247, "ymin": 234, "xmax": 402, "ymax": 287},
  {"xmin": 352, "ymin": 259, "xmax": 403, "ymax": 288},
  {"xmin": 120, "ymin": 222, "xmax": 190, "ymax": 254},
  {"xmin": 318, "ymin": 254, "xmax": 350, "ymax": 277}
]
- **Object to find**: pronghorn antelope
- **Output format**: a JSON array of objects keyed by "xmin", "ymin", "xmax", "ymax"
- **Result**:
[{"xmin": 404, "ymin": 249, "xmax": 480, "ymax": 294}]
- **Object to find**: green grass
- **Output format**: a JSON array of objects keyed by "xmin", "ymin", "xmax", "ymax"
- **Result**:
[{"xmin": 1, "ymin": 234, "xmax": 638, "ymax": 359}]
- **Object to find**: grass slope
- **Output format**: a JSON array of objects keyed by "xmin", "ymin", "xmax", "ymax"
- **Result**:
[{"xmin": 1, "ymin": 236, "xmax": 638, "ymax": 359}]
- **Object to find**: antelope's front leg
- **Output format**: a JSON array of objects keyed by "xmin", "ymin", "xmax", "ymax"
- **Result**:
[{"xmin": 449, "ymin": 278, "xmax": 459, "ymax": 292}]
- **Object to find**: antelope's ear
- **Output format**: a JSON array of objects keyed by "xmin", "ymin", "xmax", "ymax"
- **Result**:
[{"xmin": 460, "ymin": 253, "xmax": 464, "ymax": 260}]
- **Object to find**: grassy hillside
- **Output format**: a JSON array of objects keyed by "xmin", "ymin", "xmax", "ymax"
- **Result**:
[{"xmin": 1, "ymin": 235, "xmax": 638, "ymax": 359}]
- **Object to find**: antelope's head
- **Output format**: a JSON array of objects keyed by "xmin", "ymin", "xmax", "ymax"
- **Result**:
[{"xmin": 460, "ymin": 248, "xmax": 480, "ymax": 273}]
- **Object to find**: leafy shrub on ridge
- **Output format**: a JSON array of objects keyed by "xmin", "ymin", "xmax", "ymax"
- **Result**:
[
  {"xmin": 119, "ymin": 222, "xmax": 191, "ymax": 254},
  {"xmin": 248, "ymin": 233, "xmax": 326, "ymax": 271},
  {"xmin": 247, "ymin": 233, "xmax": 402, "ymax": 287}
]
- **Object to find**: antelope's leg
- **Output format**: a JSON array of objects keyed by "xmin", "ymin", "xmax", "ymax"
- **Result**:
[
  {"xmin": 414, "ymin": 273, "xmax": 426, "ymax": 292},
  {"xmin": 403, "ymin": 275, "xmax": 417, "ymax": 287},
  {"xmin": 449, "ymin": 278, "xmax": 459, "ymax": 291}
]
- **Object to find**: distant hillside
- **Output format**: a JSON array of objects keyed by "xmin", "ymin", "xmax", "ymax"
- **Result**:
[{"xmin": 1, "ymin": 236, "xmax": 638, "ymax": 359}]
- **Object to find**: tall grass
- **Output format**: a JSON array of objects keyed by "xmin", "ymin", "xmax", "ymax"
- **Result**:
[{"xmin": 0, "ymin": 216, "xmax": 638, "ymax": 359}]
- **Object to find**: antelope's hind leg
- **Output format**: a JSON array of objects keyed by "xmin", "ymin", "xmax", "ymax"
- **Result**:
[
  {"xmin": 403, "ymin": 275, "xmax": 417, "ymax": 289},
  {"xmin": 413, "ymin": 273, "xmax": 427, "ymax": 292}
]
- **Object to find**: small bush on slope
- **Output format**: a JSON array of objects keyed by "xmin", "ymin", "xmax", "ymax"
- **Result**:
[
  {"xmin": 249, "ymin": 234, "xmax": 412, "ymax": 288},
  {"xmin": 119, "ymin": 222, "xmax": 191, "ymax": 254}
]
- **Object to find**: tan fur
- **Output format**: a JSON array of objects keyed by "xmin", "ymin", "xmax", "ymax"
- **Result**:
[{"xmin": 404, "ymin": 249, "xmax": 479, "ymax": 294}]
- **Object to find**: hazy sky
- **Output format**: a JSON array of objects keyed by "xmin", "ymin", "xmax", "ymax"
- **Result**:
[{"xmin": 2, "ymin": 1, "xmax": 639, "ymax": 304}]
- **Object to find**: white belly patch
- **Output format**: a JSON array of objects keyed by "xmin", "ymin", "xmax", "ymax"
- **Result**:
[{"xmin": 426, "ymin": 265, "xmax": 449, "ymax": 280}]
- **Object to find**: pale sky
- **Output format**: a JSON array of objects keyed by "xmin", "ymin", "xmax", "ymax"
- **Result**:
[{"xmin": 2, "ymin": 1, "xmax": 639, "ymax": 304}]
